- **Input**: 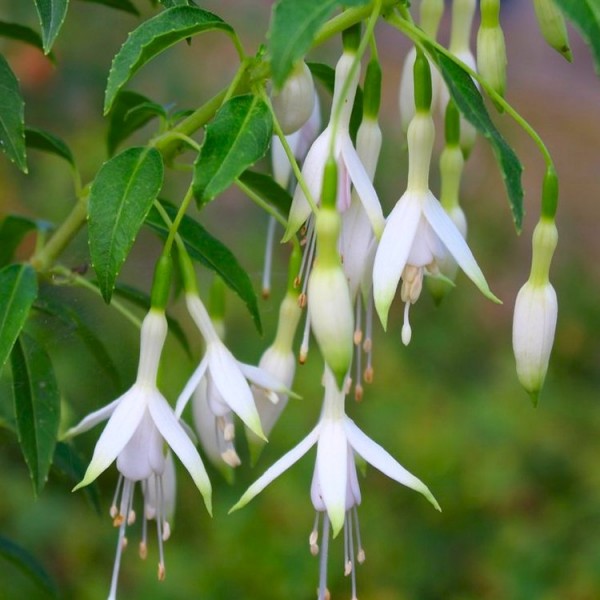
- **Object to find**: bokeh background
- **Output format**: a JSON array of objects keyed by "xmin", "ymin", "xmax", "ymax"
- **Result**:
[{"xmin": 1, "ymin": 1, "xmax": 599, "ymax": 599}]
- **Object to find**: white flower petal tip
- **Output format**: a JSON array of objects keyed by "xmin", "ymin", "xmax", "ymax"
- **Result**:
[{"xmin": 420, "ymin": 485, "xmax": 442, "ymax": 512}]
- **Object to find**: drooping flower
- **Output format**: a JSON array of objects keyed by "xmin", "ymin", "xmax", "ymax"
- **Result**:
[
  {"xmin": 231, "ymin": 367, "xmax": 439, "ymax": 599},
  {"xmin": 283, "ymin": 49, "xmax": 384, "ymax": 242},
  {"xmin": 373, "ymin": 110, "xmax": 498, "ymax": 342},
  {"xmin": 64, "ymin": 309, "xmax": 211, "ymax": 597},
  {"xmin": 177, "ymin": 293, "xmax": 292, "ymax": 458},
  {"xmin": 512, "ymin": 218, "xmax": 558, "ymax": 404}
]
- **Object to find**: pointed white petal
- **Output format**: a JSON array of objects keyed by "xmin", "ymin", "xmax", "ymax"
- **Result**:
[
  {"xmin": 148, "ymin": 392, "xmax": 213, "ymax": 515},
  {"xmin": 208, "ymin": 344, "xmax": 266, "ymax": 440},
  {"xmin": 422, "ymin": 192, "xmax": 500, "ymax": 303},
  {"xmin": 238, "ymin": 362, "xmax": 289, "ymax": 394},
  {"xmin": 372, "ymin": 193, "xmax": 422, "ymax": 329},
  {"xmin": 73, "ymin": 387, "xmax": 147, "ymax": 490},
  {"xmin": 344, "ymin": 417, "xmax": 441, "ymax": 511},
  {"xmin": 230, "ymin": 424, "xmax": 321, "ymax": 512},
  {"xmin": 175, "ymin": 355, "xmax": 209, "ymax": 418},
  {"xmin": 62, "ymin": 397, "xmax": 121, "ymax": 439},
  {"xmin": 342, "ymin": 138, "xmax": 385, "ymax": 239},
  {"xmin": 316, "ymin": 419, "xmax": 348, "ymax": 537},
  {"xmin": 283, "ymin": 131, "xmax": 330, "ymax": 241}
]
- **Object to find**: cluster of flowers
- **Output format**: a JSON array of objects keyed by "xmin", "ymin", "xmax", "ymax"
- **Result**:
[{"xmin": 65, "ymin": 0, "xmax": 562, "ymax": 597}]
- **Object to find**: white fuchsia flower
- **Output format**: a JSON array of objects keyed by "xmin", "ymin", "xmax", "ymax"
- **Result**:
[
  {"xmin": 64, "ymin": 309, "xmax": 211, "ymax": 597},
  {"xmin": 373, "ymin": 111, "xmax": 498, "ymax": 343},
  {"xmin": 512, "ymin": 218, "xmax": 558, "ymax": 403},
  {"xmin": 231, "ymin": 367, "xmax": 439, "ymax": 599},
  {"xmin": 177, "ymin": 293, "xmax": 292, "ymax": 454},
  {"xmin": 283, "ymin": 49, "xmax": 384, "ymax": 242}
]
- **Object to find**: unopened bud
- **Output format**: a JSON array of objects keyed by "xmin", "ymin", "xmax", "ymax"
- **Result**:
[
  {"xmin": 272, "ymin": 61, "xmax": 315, "ymax": 135},
  {"xmin": 477, "ymin": 12, "xmax": 507, "ymax": 97},
  {"xmin": 512, "ymin": 218, "xmax": 558, "ymax": 403},
  {"xmin": 533, "ymin": 0, "xmax": 572, "ymax": 62},
  {"xmin": 308, "ymin": 209, "xmax": 354, "ymax": 388}
]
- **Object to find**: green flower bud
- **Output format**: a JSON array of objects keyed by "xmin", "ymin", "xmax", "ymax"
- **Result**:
[
  {"xmin": 477, "ymin": 0, "xmax": 507, "ymax": 97},
  {"xmin": 308, "ymin": 208, "xmax": 354, "ymax": 389},
  {"xmin": 533, "ymin": 0, "xmax": 572, "ymax": 62}
]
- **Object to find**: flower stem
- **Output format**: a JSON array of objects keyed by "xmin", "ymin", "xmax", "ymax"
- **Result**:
[
  {"xmin": 30, "ymin": 194, "xmax": 88, "ymax": 272},
  {"xmin": 388, "ymin": 12, "xmax": 555, "ymax": 170}
]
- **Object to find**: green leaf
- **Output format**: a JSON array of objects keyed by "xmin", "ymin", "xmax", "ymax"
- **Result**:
[
  {"xmin": 34, "ymin": 294, "xmax": 122, "ymax": 391},
  {"xmin": 0, "ymin": 54, "xmax": 27, "ymax": 172},
  {"xmin": 33, "ymin": 0, "xmax": 69, "ymax": 53},
  {"xmin": 110, "ymin": 282, "xmax": 192, "ymax": 356},
  {"xmin": 0, "ymin": 535, "xmax": 58, "ymax": 597},
  {"xmin": 146, "ymin": 203, "xmax": 262, "ymax": 333},
  {"xmin": 268, "ymin": 0, "xmax": 370, "ymax": 89},
  {"xmin": 77, "ymin": 0, "xmax": 139, "ymax": 14},
  {"xmin": 25, "ymin": 127, "xmax": 75, "ymax": 167},
  {"xmin": 0, "ymin": 264, "xmax": 38, "ymax": 372},
  {"xmin": 238, "ymin": 170, "xmax": 292, "ymax": 217},
  {"xmin": 307, "ymin": 61, "xmax": 363, "ymax": 141},
  {"xmin": 160, "ymin": 0, "xmax": 197, "ymax": 7},
  {"xmin": 429, "ymin": 48, "xmax": 524, "ymax": 231},
  {"xmin": 107, "ymin": 91, "xmax": 164, "ymax": 156},
  {"xmin": 554, "ymin": 0, "xmax": 600, "ymax": 75},
  {"xmin": 193, "ymin": 94, "xmax": 273, "ymax": 205},
  {"xmin": 11, "ymin": 334, "xmax": 61, "ymax": 496},
  {"xmin": 0, "ymin": 216, "xmax": 52, "ymax": 267},
  {"xmin": 0, "ymin": 21, "xmax": 54, "ymax": 61},
  {"xmin": 88, "ymin": 146, "xmax": 164, "ymax": 303},
  {"xmin": 104, "ymin": 6, "xmax": 233, "ymax": 114},
  {"xmin": 52, "ymin": 442, "xmax": 101, "ymax": 514}
]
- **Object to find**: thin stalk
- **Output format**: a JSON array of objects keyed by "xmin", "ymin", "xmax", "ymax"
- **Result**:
[
  {"xmin": 30, "ymin": 194, "xmax": 88, "ymax": 272},
  {"xmin": 329, "ymin": 0, "xmax": 383, "ymax": 152},
  {"xmin": 388, "ymin": 12, "xmax": 555, "ymax": 170},
  {"xmin": 53, "ymin": 266, "xmax": 142, "ymax": 329},
  {"xmin": 163, "ymin": 183, "xmax": 195, "ymax": 256},
  {"xmin": 260, "ymin": 88, "xmax": 318, "ymax": 214}
]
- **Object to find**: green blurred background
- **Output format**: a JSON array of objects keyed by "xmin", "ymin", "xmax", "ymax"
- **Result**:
[{"xmin": 1, "ymin": 1, "xmax": 599, "ymax": 599}]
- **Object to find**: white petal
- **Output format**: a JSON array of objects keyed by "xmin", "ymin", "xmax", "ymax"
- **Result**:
[
  {"xmin": 283, "ymin": 130, "xmax": 330, "ymax": 241},
  {"xmin": 230, "ymin": 424, "xmax": 321, "ymax": 512},
  {"xmin": 372, "ymin": 192, "xmax": 422, "ymax": 329},
  {"xmin": 208, "ymin": 344, "xmax": 265, "ymax": 440},
  {"xmin": 175, "ymin": 355, "xmax": 209, "ymax": 418},
  {"xmin": 73, "ymin": 387, "xmax": 147, "ymax": 490},
  {"xmin": 344, "ymin": 417, "xmax": 441, "ymax": 511},
  {"xmin": 422, "ymin": 192, "xmax": 500, "ymax": 303},
  {"xmin": 316, "ymin": 419, "xmax": 348, "ymax": 537},
  {"xmin": 238, "ymin": 361, "xmax": 291, "ymax": 394},
  {"xmin": 61, "ymin": 397, "xmax": 121, "ymax": 439},
  {"xmin": 148, "ymin": 392, "xmax": 213, "ymax": 515},
  {"xmin": 342, "ymin": 137, "xmax": 385, "ymax": 239}
]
